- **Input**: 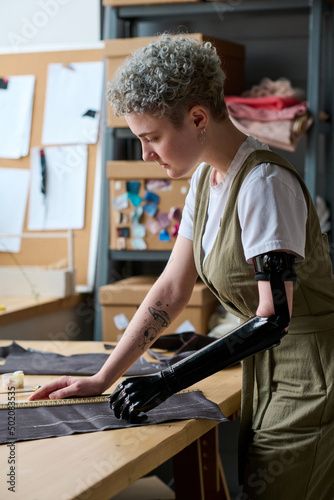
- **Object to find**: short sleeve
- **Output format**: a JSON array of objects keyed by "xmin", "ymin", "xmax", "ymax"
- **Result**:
[{"xmin": 238, "ymin": 163, "xmax": 308, "ymax": 263}]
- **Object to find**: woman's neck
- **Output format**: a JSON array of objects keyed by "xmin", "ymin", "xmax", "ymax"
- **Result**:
[{"xmin": 201, "ymin": 117, "xmax": 247, "ymax": 183}]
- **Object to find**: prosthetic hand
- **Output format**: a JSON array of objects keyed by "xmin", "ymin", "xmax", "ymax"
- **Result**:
[{"xmin": 109, "ymin": 252, "xmax": 296, "ymax": 421}]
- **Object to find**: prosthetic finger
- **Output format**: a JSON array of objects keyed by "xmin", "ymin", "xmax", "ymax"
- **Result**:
[
  {"xmin": 110, "ymin": 388, "xmax": 127, "ymax": 419},
  {"xmin": 109, "ymin": 383, "xmax": 123, "ymax": 407},
  {"xmin": 109, "ymin": 373, "xmax": 173, "ymax": 419}
]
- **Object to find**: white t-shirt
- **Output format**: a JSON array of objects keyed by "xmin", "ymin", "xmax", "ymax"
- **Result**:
[{"xmin": 178, "ymin": 136, "xmax": 307, "ymax": 264}]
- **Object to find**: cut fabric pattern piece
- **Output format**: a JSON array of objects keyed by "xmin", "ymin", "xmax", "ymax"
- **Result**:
[
  {"xmin": 0, "ymin": 342, "xmax": 110, "ymax": 376},
  {"xmin": 0, "ymin": 341, "xmax": 211, "ymax": 377},
  {"xmin": 0, "ymin": 391, "xmax": 228, "ymax": 444}
]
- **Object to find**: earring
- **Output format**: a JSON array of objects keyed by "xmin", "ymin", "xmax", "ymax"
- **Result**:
[{"xmin": 200, "ymin": 126, "xmax": 207, "ymax": 144}]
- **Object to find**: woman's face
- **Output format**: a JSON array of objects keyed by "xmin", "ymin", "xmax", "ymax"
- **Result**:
[{"xmin": 125, "ymin": 111, "xmax": 201, "ymax": 179}]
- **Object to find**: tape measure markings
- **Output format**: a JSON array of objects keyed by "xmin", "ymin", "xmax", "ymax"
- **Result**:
[{"xmin": 0, "ymin": 395, "xmax": 110, "ymax": 409}]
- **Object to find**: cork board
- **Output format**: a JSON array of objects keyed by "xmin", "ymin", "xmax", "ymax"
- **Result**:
[{"xmin": 0, "ymin": 46, "xmax": 103, "ymax": 289}]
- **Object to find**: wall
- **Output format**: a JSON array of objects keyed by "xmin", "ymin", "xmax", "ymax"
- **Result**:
[{"xmin": 0, "ymin": 0, "xmax": 101, "ymax": 52}]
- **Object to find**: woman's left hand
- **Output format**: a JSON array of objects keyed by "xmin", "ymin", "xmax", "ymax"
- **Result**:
[{"xmin": 27, "ymin": 375, "xmax": 106, "ymax": 401}]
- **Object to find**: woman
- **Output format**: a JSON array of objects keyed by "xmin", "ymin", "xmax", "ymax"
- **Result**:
[{"xmin": 30, "ymin": 35, "xmax": 334, "ymax": 498}]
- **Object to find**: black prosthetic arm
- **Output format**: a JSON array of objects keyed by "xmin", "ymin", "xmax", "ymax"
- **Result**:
[{"xmin": 109, "ymin": 252, "xmax": 296, "ymax": 421}]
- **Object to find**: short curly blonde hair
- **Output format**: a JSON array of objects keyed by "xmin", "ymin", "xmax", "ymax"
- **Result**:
[{"xmin": 106, "ymin": 34, "xmax": 228, "ymax": 128}]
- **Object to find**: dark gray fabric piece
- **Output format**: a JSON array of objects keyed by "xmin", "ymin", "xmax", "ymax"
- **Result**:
[
  {"xmin": 0, "ymin": 342, "xmax": 110, "ymax": 375},
  {"xmin": 0, "ymin": 342, "xmax": 195, "ymax": 376},
  {"xmin": 0, "ymin": 391, "xmax": 228, "ymax": 444}
]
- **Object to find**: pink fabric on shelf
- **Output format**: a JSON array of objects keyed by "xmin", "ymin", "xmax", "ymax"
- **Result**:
[
  {"xmin": 225, "ymin": 95, "xmax": 301, "ymax": 110},
  {"xmin": 227, "ymin": 101, "xmax": 308, "ymax": 122},
  {"xmin": 229, "ymin": 115, "xmax": 313, "ymax": 152}
]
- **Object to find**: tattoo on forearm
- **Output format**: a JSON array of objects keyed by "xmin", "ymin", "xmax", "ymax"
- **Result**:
[
  {"xmin": 137, "ymin": 305, "xmax": 171, "ymax": 350},
  {"xmin": 148, "ymin": 306, "xmax": 170, "ymax": 327},
  {"xmin": 138, "ymin": 325, "xmax": 158, "ymax": 349}
]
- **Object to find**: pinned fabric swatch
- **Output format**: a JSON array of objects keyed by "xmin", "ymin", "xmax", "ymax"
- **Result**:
[
  {"xmin": 126, "ymin": 180, "xmax": 140, "ymax": 195},
  {"xmin": 146, "ymin": 219, "xmax": 161, "ymax": 235},
  {"xmin": 128, "ymin": 192, "xmax": 142, "ymax": 207},
  {"xmin": 131, "ymin": 206, "xmax": 143, "ymax": 224},
  {"xmin": 146, "ymin": 179, "xmax": 171, "ymax": 191},
  {"xmin": 171, "ymin": 223, "xmax": 180, "ymax": 237},
  {"xmin": 156, "ymin": 212, "xmax": 170, "ymax": 229},
  {"xmin": 143, "ymin": 203, "xmax": 158, "ymax": 217},
  {"xmin": 145, "ymin": 190, "xmax": 160, "ymax": 204},
  {"xmin": 112, "ymin": 193, "xmax": 128, "ymax": 210},
  {"xmin": 159, "ymin": 229, "xmax": 170, "ymax": 242},
  {"xmin": 132, "ymin": 224, "xmax": 146, "ymax": 238},
  {"xmin": 131, "ymin": 238, "xmax": 147, "ymax": 250}
]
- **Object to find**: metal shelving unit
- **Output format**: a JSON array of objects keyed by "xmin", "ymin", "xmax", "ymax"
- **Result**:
[{"xmin": 94, "ymin": 0, "xmax": 334, "ymax": 339}]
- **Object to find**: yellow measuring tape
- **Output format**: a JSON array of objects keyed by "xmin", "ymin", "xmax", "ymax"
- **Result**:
[{"xmin": 0, "ymin": 395, "xmax": 110, "ymax": 410}]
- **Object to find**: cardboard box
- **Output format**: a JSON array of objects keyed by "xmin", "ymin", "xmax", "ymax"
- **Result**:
[
  {"xmin": 104, "ymin": 34, "xmax": 245, "ymax": 127},
  {"xmin": 100, "ymin": 276, "xmax": 219, "ymax": 341},
  {"xmin": 108, "ymin": 161, "xmax": 196, "ymax": 251},
  {"xmin": 0, "ymin": 267, "xmax": 75, "ymax": 298}
]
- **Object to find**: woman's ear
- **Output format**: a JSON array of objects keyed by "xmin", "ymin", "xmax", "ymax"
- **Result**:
[{"xmin": 189, "ymin": 106, "xmax": 208, "ymax": 129}]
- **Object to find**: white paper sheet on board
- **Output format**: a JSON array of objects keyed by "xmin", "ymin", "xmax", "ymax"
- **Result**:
[
  {"xmin": 0, "ymin": 75, "xmax": 35, "ymax": 159},
  {"xmin": 42, "ymin": 61, "xmax": 103, "ymax": 145},
  {"xmin": 28, "ymin": 145, "xmax": 88, "ymax": 231},
  {"xmin": 0, "ymin": 167, "xmax": 30, "ymax": 252}
]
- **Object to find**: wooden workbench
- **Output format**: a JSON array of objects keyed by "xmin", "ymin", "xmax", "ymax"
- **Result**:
[{"xmin": 0, "ymin": 340, "xmax": 242, "ymax": 499}]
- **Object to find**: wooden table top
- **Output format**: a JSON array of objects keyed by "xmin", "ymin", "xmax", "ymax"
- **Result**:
[{"xmin": 0, "ymin": 340, "xmax": 242, "ymax": 500}]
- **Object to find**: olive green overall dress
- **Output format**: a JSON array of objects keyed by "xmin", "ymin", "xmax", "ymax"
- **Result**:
[{"xmin": 193, "ymin": 150, "xmax": 334, "ymax": 499}]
